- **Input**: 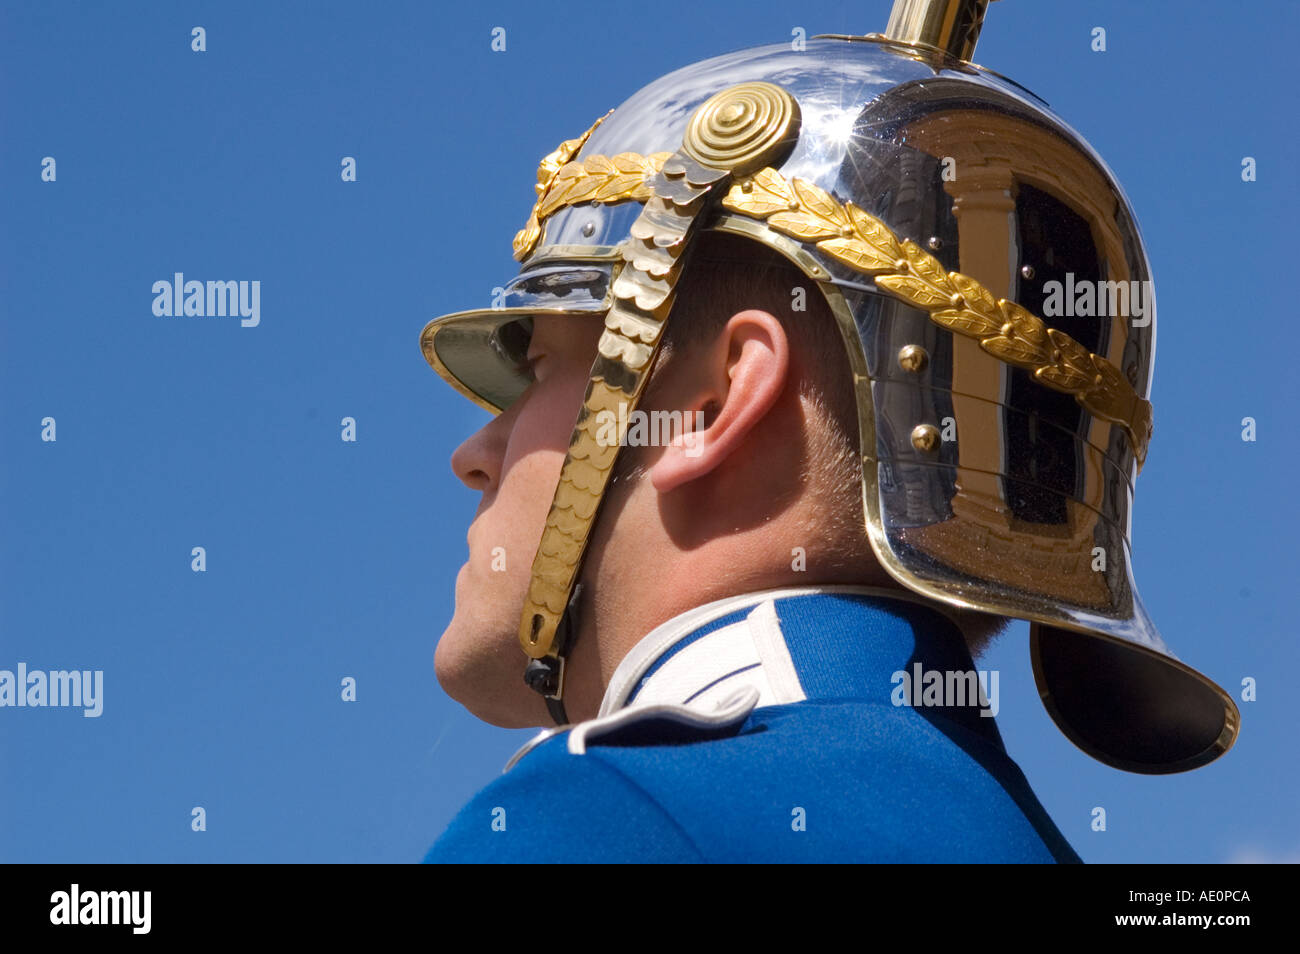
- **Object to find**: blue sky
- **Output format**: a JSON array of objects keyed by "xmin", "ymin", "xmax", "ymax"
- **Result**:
[{"xmin": 1, "ymin": 0, "xmax": 1295, "ymax": 863}]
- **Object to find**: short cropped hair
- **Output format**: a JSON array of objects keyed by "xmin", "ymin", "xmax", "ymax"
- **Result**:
[{"xmin": 623, "ymin": 229, "xmax": 1010, "ymax": 655}]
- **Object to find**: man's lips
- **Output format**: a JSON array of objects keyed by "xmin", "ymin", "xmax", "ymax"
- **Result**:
[{"xmin": 464, "ymin": 507, "xmax": 489, "ymax": 554}]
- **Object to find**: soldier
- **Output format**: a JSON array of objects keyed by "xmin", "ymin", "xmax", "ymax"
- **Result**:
[{"xmin": 419, "ymin": 0, "xmax": 1239, "ymax": 862}]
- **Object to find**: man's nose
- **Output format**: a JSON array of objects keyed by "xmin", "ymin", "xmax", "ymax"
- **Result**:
[{"xmin": 450, "ymin": 410, "xmax": 512, "ymax": 493}]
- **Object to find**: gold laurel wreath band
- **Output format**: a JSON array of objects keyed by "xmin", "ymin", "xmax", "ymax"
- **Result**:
[
  {"xmin": 721, "ymin": 167, "xmax": 1153, "ymax": 469},
  {"xmin": 512, "ymin": 111, "xmax": 609, "ymax": 260},
  {"xmin": 512, "ymin": 112, "xmax": 675, "ymax": 261}
]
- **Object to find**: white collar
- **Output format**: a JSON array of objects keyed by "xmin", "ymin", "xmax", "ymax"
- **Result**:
[
  {"xmin": 503, "ymin": 583, "xmax": 976, "ymax": 772},
  {"xmin": 597, "ymin": 583, "xmax": 949, "ymax": 717}
]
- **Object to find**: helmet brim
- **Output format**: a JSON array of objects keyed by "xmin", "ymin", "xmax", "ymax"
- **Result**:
[
  {"xmin": 1031, "ymin": 621, "xmax": 1240, "ymax": 774},
  {"xmin": 420, "ymin": 261, "xmax": 616, "ymax": 414}
]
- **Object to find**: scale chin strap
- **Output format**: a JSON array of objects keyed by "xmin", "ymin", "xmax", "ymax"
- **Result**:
[{"xmin": 512, "ymin": 82, "xmax": 803, "ymax": 728}]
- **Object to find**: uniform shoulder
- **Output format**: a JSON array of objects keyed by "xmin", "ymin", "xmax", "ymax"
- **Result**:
[{"xmin": 424, "ymin": 692, "xmax": 760, "ymax": 863}]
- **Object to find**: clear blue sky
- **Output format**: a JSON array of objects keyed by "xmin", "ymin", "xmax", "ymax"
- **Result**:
[{"xmin": 1, "ymin": 0, "xmax": 1295, "ymax": 863}]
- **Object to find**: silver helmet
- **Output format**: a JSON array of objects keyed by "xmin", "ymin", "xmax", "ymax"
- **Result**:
[{"xmin": 420, "ymin": 0, "xmax": 1239, "ymax": 773}]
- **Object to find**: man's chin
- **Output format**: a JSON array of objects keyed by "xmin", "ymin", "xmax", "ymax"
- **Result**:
[{"xmin": 433, "ymin": 624, "xmax": 551, "ymax": 729}]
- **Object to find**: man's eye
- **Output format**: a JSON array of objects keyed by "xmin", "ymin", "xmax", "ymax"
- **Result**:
[{"xmin": 514, "ymin": 354, "xmax": 545, "ymax": 379}]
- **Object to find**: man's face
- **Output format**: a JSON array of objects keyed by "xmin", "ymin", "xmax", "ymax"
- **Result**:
[{"xmin": 435, "ymin": 315, "xmax": 606, "ymax": 727}]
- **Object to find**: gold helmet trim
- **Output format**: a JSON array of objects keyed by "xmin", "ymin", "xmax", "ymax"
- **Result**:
[{"xmin": 721, "ymin": 166, "xmax": 1153, "ymax": 469}]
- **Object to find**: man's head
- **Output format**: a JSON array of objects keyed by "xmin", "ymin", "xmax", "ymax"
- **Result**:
[
  {"xmin": 423, "ymin": 33, "xmax": 1238, "ymax": 771},
  {"xmin": 436, "ymin": 230, "xmax": 1009, "ymax": 727}
]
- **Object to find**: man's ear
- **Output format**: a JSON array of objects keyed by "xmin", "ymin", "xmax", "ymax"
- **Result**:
[{"xmin": 650, "ymin": 309, "xmax": 789, "ymax": 493}]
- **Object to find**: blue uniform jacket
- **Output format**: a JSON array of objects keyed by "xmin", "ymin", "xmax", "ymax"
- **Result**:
[{"xmin": 425, "ymin": 586, "xmax": 1082, "ymax": 863}]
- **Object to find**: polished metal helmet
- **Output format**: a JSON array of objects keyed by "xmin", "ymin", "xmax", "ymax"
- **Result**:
[{"xmin": 420, "ymin": 0, "xmax": 1239, "ymax": 773}]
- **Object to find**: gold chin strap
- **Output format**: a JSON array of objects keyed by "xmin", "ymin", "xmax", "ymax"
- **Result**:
[{"xmin": 515, "ymin": 82, "xmax": 803, "ymax": 725}]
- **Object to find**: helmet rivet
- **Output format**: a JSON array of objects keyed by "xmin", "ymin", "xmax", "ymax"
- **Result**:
[
  {"xmin": 911, "ymin": 424, "xmax": 941, "ymax": 453},
  {"xmin": 1021, "ymin": 264, "xmax": 1035, "ymax": 280},
  {"xmin": 927, "ymin": 237, "xmax": 943, "ymax": 251},
  {"xmin": 741, "ymin": 180, "xmax": 754, "ymax": 193},
  {"xmin": 898, "ymin": 344, "xmax": 929, "ymax": 373},
  {"xmin": 581, "ymin": 221, "xmax": 596, "ymax": 237}
]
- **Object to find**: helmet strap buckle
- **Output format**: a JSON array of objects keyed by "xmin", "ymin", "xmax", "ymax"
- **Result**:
[{"xmin": 522, "ymin": 582, "xmax": 585, "ymax": 726}]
